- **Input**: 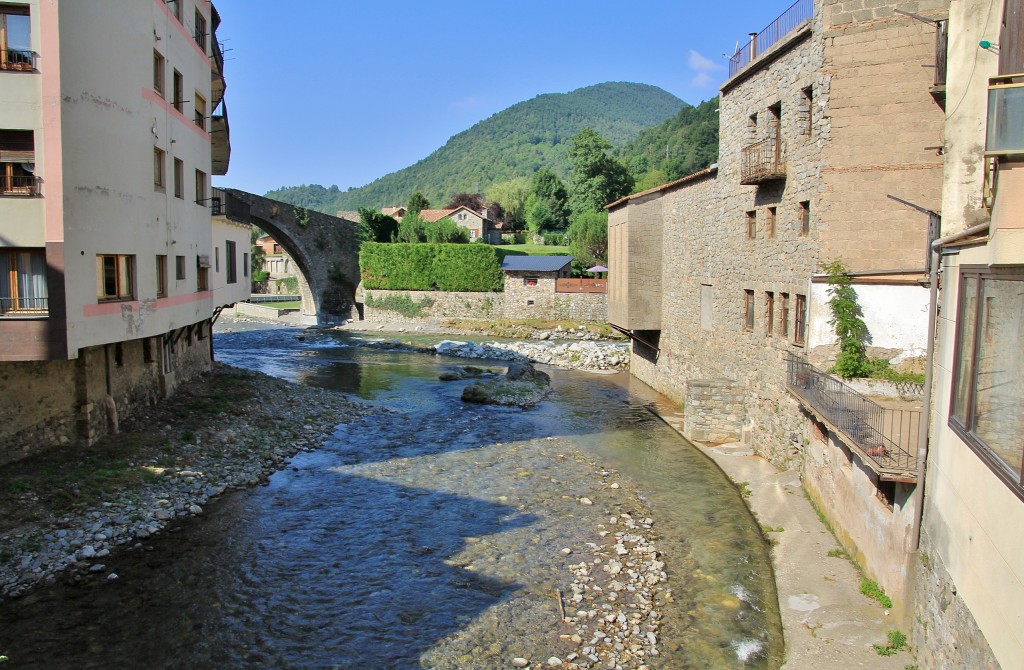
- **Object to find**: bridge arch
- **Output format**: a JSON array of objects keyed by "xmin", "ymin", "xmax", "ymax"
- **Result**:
[{"xmin": 222, "ymin": 189, "xmax": 361, "ymax": 324}]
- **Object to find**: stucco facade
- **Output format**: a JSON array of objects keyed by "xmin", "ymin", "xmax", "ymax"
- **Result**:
[
  {"xmin": 608, "ymin": 0, "xmax": 948, "ymax": 608},
  {"xmin": 0, "ymin": 0, "xmax": 243, "ymax": 463}
]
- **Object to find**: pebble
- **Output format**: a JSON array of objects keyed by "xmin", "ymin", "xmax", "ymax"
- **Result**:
[{"xmin": 511, "ymin": 658, "xmax": 529, "ymax": 668}]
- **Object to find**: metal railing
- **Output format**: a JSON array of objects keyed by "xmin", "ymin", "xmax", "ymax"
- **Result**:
[
  {"xmin": 786, "ymin": 356, "xmax": 920, "ymax": 475},
  {"xmin": 740, "ymin": 137, "xmax": 786, "ymax": 184},
  {"xmin": 729, "ymin": 0, "xmax": 814, "ymax": 77},
  {"xmin": 0, "ymin": 49, "xmax": 36, "ymax": 71},
  {"xmin": 0, "ymin": 175, "xmax": 39, "ymax": 196},
  {"xmin": 0, "ymin": 296, "xmax": 48, "ymax": 315}
]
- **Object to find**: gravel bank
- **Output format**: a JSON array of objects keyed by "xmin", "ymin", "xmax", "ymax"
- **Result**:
[{"xmin": 0, "ymin": 364, "xmax": 376, "ymax": 602}]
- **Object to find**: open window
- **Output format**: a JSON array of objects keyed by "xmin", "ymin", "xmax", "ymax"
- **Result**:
[
  {"xmin": 0, "ymin": 4, "xmax": 32, "ymax": 70},
  {"xmin": 0, "ymin": 248, "xmax": 47, "ymax": 314},
  {"xmin": 0, "ymin": 130, "xmax": 35, "ymax": 195}
]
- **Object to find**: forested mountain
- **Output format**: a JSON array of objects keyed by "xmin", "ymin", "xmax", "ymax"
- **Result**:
[
  {"xmin": 265, "ymin": 82, "xmax": 686, "ymax": 214},
  {"xmin": 617, "ymin": 97, "xmax": 720, "ymax": 191}
]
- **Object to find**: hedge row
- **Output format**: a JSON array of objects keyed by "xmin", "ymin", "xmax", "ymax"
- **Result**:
[{"xmin": 359, "ymin": 242, "xmax": 504, "ymax": 291}]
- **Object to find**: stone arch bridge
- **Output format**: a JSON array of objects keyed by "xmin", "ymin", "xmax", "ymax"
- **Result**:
[{"xmin": 220, "ymin": 188, "xmax": 361, "ymax": 324}]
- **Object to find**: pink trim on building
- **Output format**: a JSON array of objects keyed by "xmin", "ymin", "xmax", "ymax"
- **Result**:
[
  {"xmin": 40, "ymin": 0, "xmax": 64, "ymax": 243},
  {"xmin": 142, "ymin": 88, "xmax": 212, "ymax": 143}
]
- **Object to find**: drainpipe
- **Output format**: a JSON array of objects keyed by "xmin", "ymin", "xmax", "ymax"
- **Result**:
[{"xmin": 910, "ymin": 221, "xmax": 989, "ymax": 550}]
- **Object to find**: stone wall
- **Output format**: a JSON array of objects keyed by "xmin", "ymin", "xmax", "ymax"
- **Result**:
[
  {"xmin": 683, "ymin": 379, "xmax": 745, "ymax": 443},
  {"xmin": 361, "ymin": 287, "xmax": 607, "ymax": 323},
  {"xmin": 913, "ymin": 529, "xmax": 1001, "ymax": 670},
  {"xmin": 0, "ymin": 322, "xmax": 213, "ymax": 465}
]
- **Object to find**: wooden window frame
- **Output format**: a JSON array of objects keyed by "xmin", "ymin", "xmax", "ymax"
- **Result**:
[
  {"xmin": 767, "ymin": 206, "xmax": 776, "ymax": 238},
  {"xmin": 746, "ymin": 210, "xmax": 756, "ymax": 239},
  {"xmin": 156, "ymin": 254, "xmax": 167, "ymax": 298},
  {"xmin": 0, "ymin": 248, "xmax": 47, "ymax": 314},
  {"xmin": 153, "ymin": 147, "xmax": 165, "ymax": 189},
  {"xmin": 744, "ymin": 289, "xmax": 755, "ymax": 331},
  {"xmin": 194, "ymin": 92, "xmax": 206, "ymax": 130},
  {"xmin": 794, "ymin": 293, "xmax": 807, "ymax": 345},
  {"xmin": 194, "ymin": 169, "xmax": 206, "ymax": 205},
  {"xmin": 766, "ymin": 291, "xmax": 775, "ymax": 336},
  {"xmin": 779, "ymin": 292, "xmax": 790, "ymax": 338},
  {"xmin": 196, "ymin": 255, "xmax": 208, "ymax": 291},
  {"xmin": 153, "ymin": 50, "xmax": 165, "ymax": 98},
  {"xmin": 168, "ymin": 0, "xmax": 182, "ymax": 22},
  {"xmin": 799, "ymin": 200, "xmax": 810, "ymax": 236},
  {"xmin": 948, "ymin": 265, "xmax": 1024, "ymax": 500},
  {"xmin": 96, "ymin": 254, "xmax": 135, "ymax": 302},
  {"xmin": 173, "ymin": 158, "xmax": 183, "ymax": 199},
  {"xmin": 175, "ymin": 255, "xmax": 186, "ymax": 281},
  {"xmin": 172, "ymin": 69, "xmax": 183, "ymax": 113},
  {"xmin": 226, "ymin": 240, "xmax": 237, "ymax": 284},
  {"xmin": 193, "ymin": 9, "xmax": 207, "ymax": 52}
]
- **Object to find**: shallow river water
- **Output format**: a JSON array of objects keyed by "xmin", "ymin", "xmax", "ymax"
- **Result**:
[{"xmin": 0, "ymin": 327, "xmax": 783, "ymax": 669}]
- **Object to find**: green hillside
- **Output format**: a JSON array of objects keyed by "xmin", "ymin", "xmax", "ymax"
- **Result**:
[
  {"xmin": 265, "ymin": 82, "xmax": 686, "ymax": 214},
  {"xmin": 617, "ymin": 97, "xmax": 720, "ymax": 191}
]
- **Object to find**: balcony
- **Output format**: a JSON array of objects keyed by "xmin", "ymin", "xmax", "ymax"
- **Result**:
[
  {"xmin": 0, "ymin": 296, "xmax": 47, "ymax": 316},
  {"xmin": 740, "ymin": 137, "xmax": 786, "ymax": 184},
  {"xmin": 786, "ymin": 356, "xmax": 920, "ymax": 482},
  {"xmin": 210, "ymin": 187, "xmax": 250, "ymax": 223},
  {"xmin": 0, "ymin": 174, "xmax": 39, "ymax": 196},
  {"xmin": 210, "ymin": 105, "xmax": 231, "ymax": 176},
  {"xmin": 0, "ymin": 48, "xmax": 36, "ymax": 72},
  {"xmin": 728, "ymin": 0, "xmax": 813, "ymax": 78}
]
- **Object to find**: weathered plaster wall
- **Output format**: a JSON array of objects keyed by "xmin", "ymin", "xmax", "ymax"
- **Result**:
[{"xmin": 807, "ymin": 281, "xmax": 930, "ymax": 355}]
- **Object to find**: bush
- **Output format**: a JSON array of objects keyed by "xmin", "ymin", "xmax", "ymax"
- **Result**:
[
  {"xmin": 252, "ymin": 270, "xmax": 270, "ymax": 283},
  {"xmin": 360, "ymin": 242, "xmax": 503, "ymax": 292},
  {"xmin": 544, "ymin": 232, "xmax": 566, "ymax": 246},
  {"xmin": 364, "ymin": 292, "xmax": 435, "ymax": 318}
]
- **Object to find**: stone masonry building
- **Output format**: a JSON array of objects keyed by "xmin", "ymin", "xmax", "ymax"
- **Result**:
[{"xmin": 609, "ymin": 0, "xmax": 948, "ymax": 618}]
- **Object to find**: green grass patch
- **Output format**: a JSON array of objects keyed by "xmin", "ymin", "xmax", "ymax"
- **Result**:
[
  {"xmin": 364, "ymin": 293, "xmax": 435, "ymax": 319},
  {"xmin": 827, "ymin": 547, "xmax": 848, "ymax": 559},
  {"xmin": 496, "ymin": 243, "xmax": 571, "ymax": 256},
  {"xmin": 761, "ymin": 524, "xmax": 784, "ymax": 533},
  {"xmin": 873, "ymin": 629, "xmax": 907, "ymax": 656},
  {"xmin": 737, "ymin": 481, "xmax": 752, "ymax": 498},
  {"xmin": 860, "ymin": 578, "xmax": 894, "ymax": 609}
]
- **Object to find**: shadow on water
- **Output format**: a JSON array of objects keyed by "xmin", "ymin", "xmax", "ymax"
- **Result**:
[{"xmin": 0, "ymin": 455, "xmax": 537, "ymax": 669}]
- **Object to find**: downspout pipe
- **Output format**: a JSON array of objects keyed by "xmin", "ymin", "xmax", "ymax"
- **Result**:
[{"xmin": 910, "ymin": 221, "xmax": 990, "ymax": 550}]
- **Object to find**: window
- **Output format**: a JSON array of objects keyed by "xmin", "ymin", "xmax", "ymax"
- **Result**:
[
  {"xmin": 167, "ymin": 0, "xmax": 182, "ymax": 22},
  {"xmin": 172, "ymin": 70, "xmax": 183, "ymax": 113},
  {"xmin": 746, "ymin": 210, "xmax": 756, "ymax": 239},
  {"xmin": 226, "ymin": 241, "xmax": 237, "ymax": 284},
  {"xmin": 96, "ymin": 254, "xmax": 135, "ymax": 301},
  {"xmin": 766, "ymin": 291, "xmax": 775, "ymax": 336},
  {"xmin": 196, "ymin": 255, "xmax": 208, "ymax": 291},
  {"xmin": 175, "ymin": 255, "xmax": 186, "ymax": 280},
  {"xmin": 1, "ymin": 4, "xmax": 31, "ymax": 70},
  {"xmin": 193, "ymin": 9, "xmax": 207, "ymax": 52},
  {"xmin": 156, "ymin": 255, "xmax": 167, "ymax": 298},
  {"xmin": 779, "ymin": 292, "xmax": 790, "ymax": 337},
  {"xmin": 173, "ymin": 158, "xmax": 183, "ymax": 198},
  {"xmin": 0, "ymin": 249, "xmax": 47, "ymax": 314},
  {"xmin": 767, "ymin": 206, "xmax": 776, "ymax": 238},
  {"xmin": 950, "ymin": 267, "xmax": 1024, "ymax": 495},
  {"xmin": 799, "ymin": 201, "xmax": 810, "ymax": 236},
  {"xmin": 195, "ymin": 169, "xmax": 206, "ymax": 205},
  {"xmin": 194, "ymin": 93, "xmax": 206, "ymax": 130},
  {"xmin": 794, "ymin": 293, "xmax": 807, "ymax": 345},
  {"xmin": 0, "ymin": 129, "xmax": 35, "ymax": 196},
  {"xmin": 802, "ymin": 86, "xmax": 814, "ymax": 136},
  {"xmin": 700, "ymin": 283, "xmax": 713, "ymax": 331},
  {"xmin": 154, "ymin": 147, "xmax": 165, "ymax": 189},
  {"xmin": 153, "ymin": 50, "xmax": 165, "ymax": 97},
  {"xmin": 243, "ymin": 252, "xmax": 249, "ymax": 278},
  {"xmin": 214, "ymin": 246, "xmax": 220, "ymax": 273},
  {"xmin": 744, "ymin": 289, "xmax": 754, "ymax": 331},
  {"xmin": 524, "ymin": 277, "xmax": 538, "ymax": 287}
]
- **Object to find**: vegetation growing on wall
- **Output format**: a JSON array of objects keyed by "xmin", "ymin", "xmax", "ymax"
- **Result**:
[
  {"xmin": 364, "ymin": 292, "xmax": 436, "ymax": 319},
  {"xmin": 824, "ymin": 260, "xmax": 871, "ymax": 378},
  {"xmin": 359, "ymin": 242, "xmax": 503, "ymax": 292}
]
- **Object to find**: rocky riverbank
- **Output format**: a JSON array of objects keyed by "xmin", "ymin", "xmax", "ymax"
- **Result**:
[{"xmin": 0, "ymin": 364, "xmax": 376, "ymax": 602}]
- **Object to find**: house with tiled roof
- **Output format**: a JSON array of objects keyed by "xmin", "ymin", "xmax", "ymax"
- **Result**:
[{"xmin": 420, "ymin": 206, "xmax": 501, "ymax": 243}]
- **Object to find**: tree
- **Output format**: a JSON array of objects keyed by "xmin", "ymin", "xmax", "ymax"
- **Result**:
[
  {"xmin": 824, "ymin": 260, "xmax": 871, "ymax": 378},
  {"xmin": 530, "ymin": 168, "xmax": 569, "ymax": 228},
  {"xmin": 358, "ymin": 207, "xmax": 399, "ymax": 243},
  {"xmin": 566, "ymin": 128, "xmax": 634, "ymax": 218},
  {"xmin": 407, "ymin": 191, "xmax": 430, "ymax": 215},
  {"xmin": 524, "ymin": 194, "xmax": 555, "ymax": 234},
  {"xmin": 425, "ymin": 218, "xmax": 469, "ymax": 243},
  {"xmin": 447, "ymin": 192, "xmax": 486, "ymax": 212},
  {"xmin": 567, "ymin": 210, "xmax": 609, "ymax": 269},
  {"xmin": 487, "ymin": 177, "xmax": 530, "ymax": 230},
  {"xmin": 396, "ymin": 212, "xmax": 427, "ymax": 243},
  {"xmin": 250, "ymin": 227, "xmax": 266, "ymax": 276}
]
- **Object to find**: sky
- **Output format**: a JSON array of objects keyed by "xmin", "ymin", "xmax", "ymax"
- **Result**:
[{"xmin": 210, "ymin": 0, "xmax": 787, "ymax": 196}]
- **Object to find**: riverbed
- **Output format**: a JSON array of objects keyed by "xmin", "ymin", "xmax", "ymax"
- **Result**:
[{"xmin": 0, "ymin": 324, "xmax": 782, "ymax": 668}]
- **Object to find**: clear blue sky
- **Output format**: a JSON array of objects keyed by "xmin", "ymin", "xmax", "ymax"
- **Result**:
[{"xmin": 211, "ymin": 0, "xmax": 786, "ymax": 196}]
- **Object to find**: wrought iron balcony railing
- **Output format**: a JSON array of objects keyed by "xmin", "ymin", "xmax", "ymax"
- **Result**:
[
  {"xmin": 728, "ymin": 0, "xmax": 813, "ymax": 77},
  {"xmin": 0, "ymin": 296, "xmax": 48, "ymax": 315},
  {"xmin": 786, "ymin": 356, "xmax": 920, "ymax": 480},
  {"xmin": 0, "ymin": 48, "xmax": 36, "ymax": 71},
  {"xmin": 740, "ymin": 137, "xmax": 786, "ymax": 184},
  {"xmin": 0, "ymin": 174, "xmax": 39, "ymax": 196}
]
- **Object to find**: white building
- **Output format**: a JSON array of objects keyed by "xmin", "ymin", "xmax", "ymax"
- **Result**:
[{"xmin": 0, "ymin": 0, "xmax": 247, "ymax": 463}]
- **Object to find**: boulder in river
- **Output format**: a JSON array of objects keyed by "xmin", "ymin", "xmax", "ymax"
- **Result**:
[{"xmin": 461, "ymin": 363, "xmax": 551, "ymax": 407}]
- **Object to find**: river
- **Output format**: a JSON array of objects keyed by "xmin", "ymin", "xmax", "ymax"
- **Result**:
[{"xmin": 0, "ymin": 326, "xmax": 782, "ymax": 669}]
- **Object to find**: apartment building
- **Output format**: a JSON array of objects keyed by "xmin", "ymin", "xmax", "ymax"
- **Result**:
[
  {"xmin": 609, "ymin": 0, "xmax": 948, "ymax": 610},
  {"xmin": 0, "ymin": 0, "xmax": 247, "ymax": 464},
  {"xmin": 913, "ymin": 0, "xmax": 1024, "ymax": 666}
]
